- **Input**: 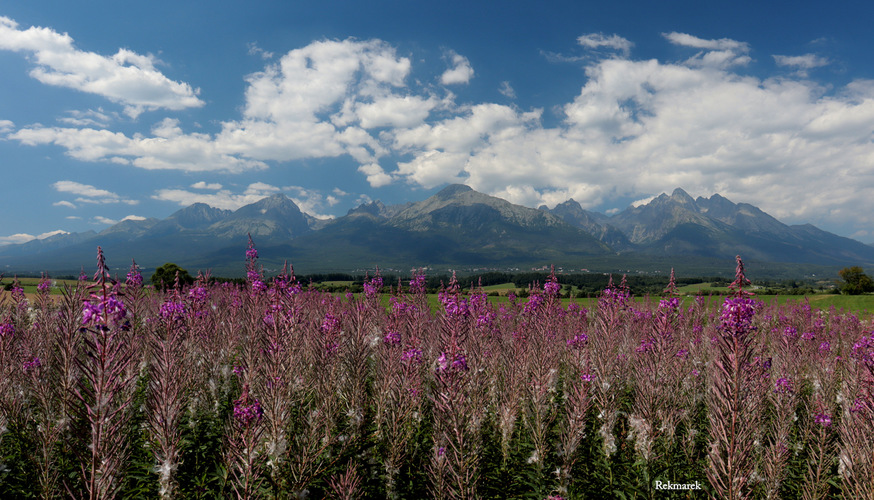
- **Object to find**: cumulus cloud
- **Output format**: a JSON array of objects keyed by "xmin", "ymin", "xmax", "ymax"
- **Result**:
[
  {"xmin": 283, "ymin": 185, "xmax": 339, "ymax": 219},
  {"xmin": 0, "ymin": 119, "xmax": 13, "ymax": 134},
  {"xmin": 53, "ymin": 180, "xmax": 137, "ymax": 205},
  {"xmin": 0, "ymin": 15, "xmax": 203, "ymax": 117},
  {"xmin": 9, "ymin": 38, "xmax": 436, "ymax": 180},
  {"xmin": 11, "ymin": 118, "xmax": 269, "ymax": 173},
  {"xmin": 440, "ymin": 51, "xmax": 474, "ymax": 85},
  {"xmin": 0, "ymin": 229, "xmax": 69, "ymax": 246},
  {"xmin": 9, "ymin": 33, "xmax": 874, "ymax": 235},
  {"xmin": 577, "ymin": 33, "xmax": 633, "ymax": 57}
]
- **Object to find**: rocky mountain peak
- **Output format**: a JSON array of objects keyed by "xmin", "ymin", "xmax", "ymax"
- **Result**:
[
  {"xmin": 435, "ymin": 184, "xmax": 473, "ymax": 200},
  {"xmin": 670, "ymin": 188, "xmax": 696, "ymax": 206}
]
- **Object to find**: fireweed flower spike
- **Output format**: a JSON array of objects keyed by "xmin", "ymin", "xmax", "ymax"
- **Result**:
[
  {"xmin": 706, "ymin": 255, "xmax": 765, "ymax": 500},
  {"xmin": 72, "ymin": 247, "xmax": 136, "ymax": 500},
  {"xmin": 245, "ymin": 234, "xmax": 267, "ymax": 293}
]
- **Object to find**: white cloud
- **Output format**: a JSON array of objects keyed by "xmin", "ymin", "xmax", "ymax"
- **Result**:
[
  {"xmin": 152, "ymin": 182, "xmax": 283, "ymax": 210},
  {"xmin": 7, "ymin": 39, "xmax": 430, "ymax": 175},
  {"xmin": 774, "ymin": 53, "xmax": 829, "ymax": 70},
  {"xmin": 53, "ymin": 180, "xmax": 137, "ymax": 204},
  {"xmin": 499, "ymin": 81, "xmax": 516, "ymax": 99},
  {"xmin": 577, "ymin": 33, "xmax": 633, "ymax": 57},
  {"xmin": 122, "ymin": 215, "xmax": 146, "ymax": 221},
  {"xmin": 11, "ymin": 119, "xmax": 269, "ymax": 173},
  {"xmin": 0, "ymin": 15, "xmax": 203, "ymax": 117},
  {"xmin": 0, "ymin": 230, "xmax": 68, "ymax": 246},
  {"xmin": 93, "ymin": 216, "xmax": 118, "ymax": 225},
  {"xmin": 53, "ymin": 200, "xmax": 77, "ymax": 209},
  {"xmin": 0, "ymin": 119, "xmax": 13, "ymax": 134},
  {"xmin": 773, "ymin": 54, "xmax": 829, "ymax": 77},
  {"xmin": 191, "ymin": 181, "xmax": 223, "ymax": 190},
  {"xmin": 354, "ymin": 95, "xmax": 437, "ymax": 129},
  {"xmin": 631, "ymin": 196, "xmax": 657, "ymax": 207},
  {"xmin": 58, "ymin": 108, "xmax": 115, "ymax": 127},
  {"xmin": 663, "ymin": 32, "xmax": 751, "ymax": 68},
  {"xmin": 440, "ymin": 51, "xmax": 474, "ymax": 85},
  {"xmin": 9, "ymin": 34, "xmax": 874, "ymax": 236},
  {"xmin": 283, "ymin": 185, "xmax": 338, "ymax": 219},
  {"xmin": 358, "ymin": 162, "xmax": 393, "ymax": 187},
  {"xmin": 663, "ymin": 32, "xmax": 747, "ymax": 51},
  {"xmin": 247, "ymin": 42, "xmax": 274, "ymax": 60},
  {"xmin": 384, "ymin": 43, "xmax": 874, "ymax": 235}
]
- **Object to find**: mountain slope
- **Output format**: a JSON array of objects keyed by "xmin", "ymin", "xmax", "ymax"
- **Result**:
[{"xmin": 2, "ymin": 185, "xmax": 874, "ymax": 275}]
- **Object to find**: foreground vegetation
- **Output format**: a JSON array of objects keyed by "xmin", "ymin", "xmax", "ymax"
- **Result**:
[{"xmin": 1, "ymin": 244, "xmax": 873, "ymax": 499}]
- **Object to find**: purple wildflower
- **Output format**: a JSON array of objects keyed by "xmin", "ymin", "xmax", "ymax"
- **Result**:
[
  {"xmin": 439, "ymin": 289, "xmax": 470, "ymax": 317},
  {"xmin": 363, "ymin": 272, "xmax": 383, "ymax": 298},
  {"xmin": 82, "ymin": 295, "xmax": 127, "ymax": 326},
  {"xmin": 125, "ymin": 259, "xmax": 143, "ymax": 288},
  {"xmin": 409, "ymin": 271, "xmax": 427, "ymax": 294},
  {"xmin": 188, "ymin": 286, "xmax": 208, "ymax": 303},
  {"xmin": 813, "ymin": 412, "xmax": 832, "ymax": 427},
  {"xmin": 819, "ymin": 341, "xmax": 831, "ymax": 354},
  {"xmin": 383, "ymin": 330, "xmax": 401, "ymax": 345},
  {"xmin": 320, "ymin": 313, "xmax": 340, "ymax": 334},
  {"xmin": 636, "ymin": 337, "xmax": 655, "ymax": 353},
  {"xmin": 233, "ymin": 385, "xmax": 264, "ymax": 426},
  {"xmin": 401, "ymin": 348, "xmax": 424, "ymax": 364},
  {"xmin": 720, "ymin": 296, "xmax": 759, "ymax": 337},
  {"xmin": 567, "ymin": 333, "xmax": 589, "ymax": 349},
  {"xmin": 774, "ymin": 377, "xmax": 793, "ymax": 394},
  {"xmin": 580, "ymin": 373, "xmax": 595, "ymax": 382},
  {"xmin": 659, "ymin": 297, "xmax": 680, "ymax": 311},
  {"xmin": 544, "ymin": 279, "xmax": 561, "ymax": 297},
  {"xmin": 675, "ymin": 348, "xmax": 690, "ymax": 358},
  {"xmin": 850, "ymin": 398, "xmax": 868, "ymax": 414},
  {"xmin": 523, "ymin": 293, "xmax": 544, "ymax": 314},
  {"xmin": 436, "ymin": 352, "xmax": 468, "ymax": 372},
  {"xmin": 0, "ymin": 322, "xmax": 13, "ymax": 338},
  {"xmin": 23, "ymin": 356, "xmax": 41, "ymax": 372},
  {"xmin": 159, "ymin": 300, "xmax": 186, "ymax": 321}
]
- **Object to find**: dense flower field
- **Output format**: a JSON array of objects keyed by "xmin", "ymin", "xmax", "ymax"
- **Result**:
[{"xmin": 1, "ymin": 242, "xmax": 873, "ymax": 499}]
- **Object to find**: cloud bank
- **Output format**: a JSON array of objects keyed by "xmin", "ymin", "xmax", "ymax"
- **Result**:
[
  {"xmin": 0, "ymin": 15, "xmax": 203, "ymax": 117},
  {"xmin": 4, "ymin": 25, "xmax": 874, "ymax": 236}
]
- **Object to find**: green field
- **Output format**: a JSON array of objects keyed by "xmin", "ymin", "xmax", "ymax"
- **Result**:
[{"xmin": 4, "ymin": 275, "xmax": 874, "ymax": 315}]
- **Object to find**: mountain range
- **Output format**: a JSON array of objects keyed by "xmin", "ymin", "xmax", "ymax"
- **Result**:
[{"xmin": 2, "ymin": 185, "xmax": 873, "ymax": 278}]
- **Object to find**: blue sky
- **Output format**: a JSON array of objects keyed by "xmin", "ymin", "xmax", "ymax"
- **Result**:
[{"xmin": 3, "ymin": 0, "xmax": 874, "ymax": 246}]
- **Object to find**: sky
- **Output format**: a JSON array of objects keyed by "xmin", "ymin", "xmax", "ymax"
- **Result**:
[{"xmin": 3, "ymin": 0, "xmax": 874, "ymax": 247}]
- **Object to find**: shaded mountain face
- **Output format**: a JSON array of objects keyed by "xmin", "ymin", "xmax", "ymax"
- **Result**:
[
  {"xmin": 207, "ymin": 194, "xmax": 312, "ymax": 240},
  {"xmin": 2, "ymin": 185, "xmax": 874, "ymax": 275},
  {"xmin": 594, "ymin": 188, "xmax": 874, "ymax": 265},
  {"xmin": 297, "ymin": 184, "xmax": 611, "ymax": 267},
  {"xmin": 549, "ymin": 199, "xmax": 632, "ymax": 250}
]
